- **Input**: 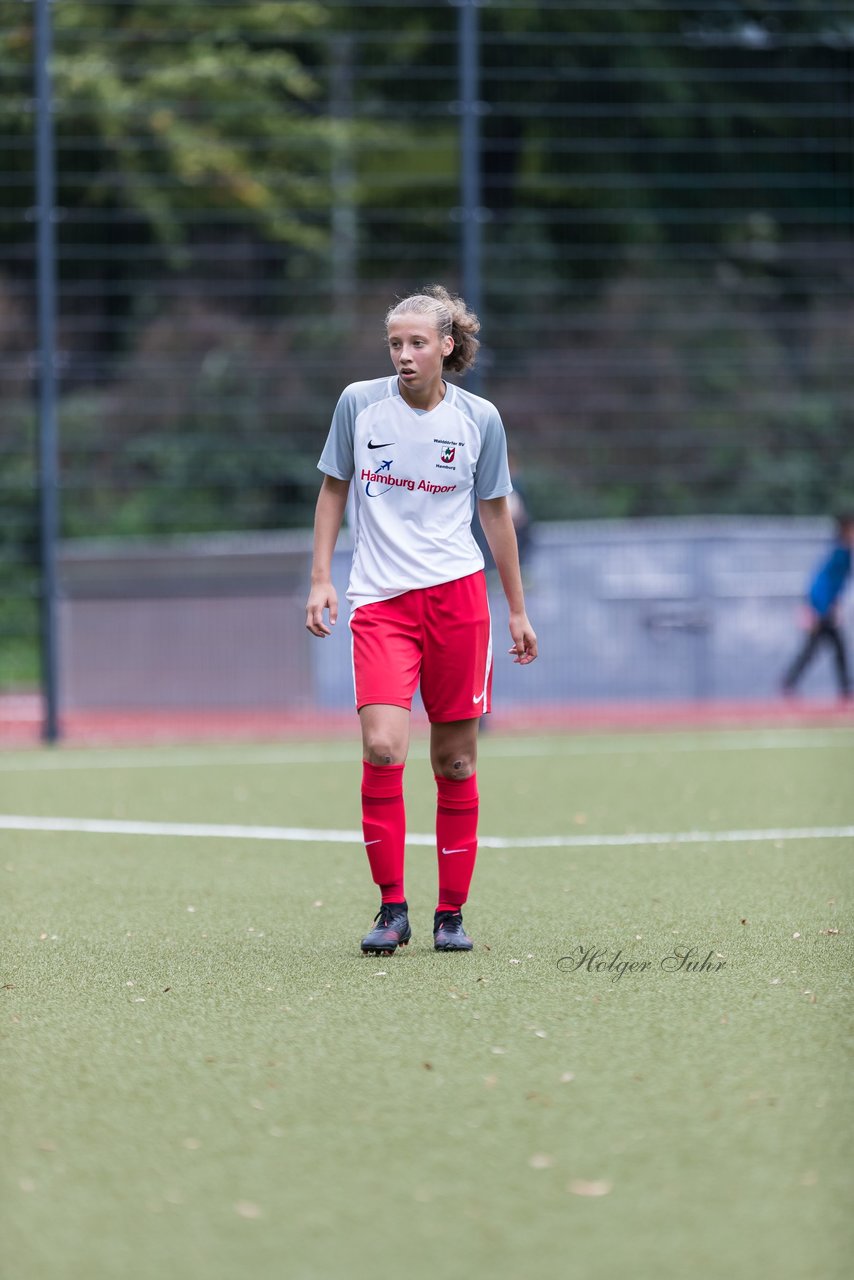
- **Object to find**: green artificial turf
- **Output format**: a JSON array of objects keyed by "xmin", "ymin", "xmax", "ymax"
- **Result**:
[{"xmin": 1, "ymin": 728, "xmax": 852, "ymax": 1280}]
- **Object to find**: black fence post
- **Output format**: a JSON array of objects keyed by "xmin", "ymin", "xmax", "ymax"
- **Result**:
[
  {"xmin": 455, "ymin": 0, "xmax": 485, "ymax": 395},
  {"xmin": 34, "ymin": 0, "xmax": 61, "ymax": 742}
]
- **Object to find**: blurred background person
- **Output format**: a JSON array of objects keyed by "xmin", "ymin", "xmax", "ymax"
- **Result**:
[{"xmin": 781, "ymin": 514, "xmax": 853, "ymax": 701}]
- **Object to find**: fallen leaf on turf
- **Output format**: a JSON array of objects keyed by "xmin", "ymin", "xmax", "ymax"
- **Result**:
[
  {"xmin": 529, "ymin": 1154, "xmax": 555, "ymax": 1169},
  {"xmin": 792, "ymin": 933, "xmax": 801, "ymax": 940},
  {"xmin": 568, "ymin": 1179, "xmax": 612, "ymax": 1197},
  {"xmin": 235, "ymin": 1201, "xmax": 261, "ymax": 1219},
  {"xmin": 422, "ymin": 1062, "xmax": 433, "ymax": 1071},
  {"xmin": 559, "ymin": 1072, "xmax": 575, "ymax": 1083}
]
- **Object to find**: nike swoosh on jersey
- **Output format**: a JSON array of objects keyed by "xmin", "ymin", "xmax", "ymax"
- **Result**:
[
  {"xmin": 367, "ymin": 440, "xmax": 395, "ymax": 449},
  {"xmin": 441, "ymin": 846, "xmax": 469, "ymax": 855}
]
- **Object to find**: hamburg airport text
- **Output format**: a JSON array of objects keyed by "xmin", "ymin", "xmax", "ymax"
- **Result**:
[{"xmin": 361, "ymin": 468, "xmax": 456, "ymax": 495}]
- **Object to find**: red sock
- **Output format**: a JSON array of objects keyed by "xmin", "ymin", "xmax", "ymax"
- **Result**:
[
  {"xmin": 361, "ymin": 761, "xmax": 406, "ymax": 903},
  {"xmin": 435, "ymin": 773, "xmax": 479, "ymax": 912}
]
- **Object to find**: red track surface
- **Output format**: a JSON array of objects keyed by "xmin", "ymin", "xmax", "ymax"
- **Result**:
[{"xmin": 2, "ymin": 693, "xmax": 852, "ymax": 748}]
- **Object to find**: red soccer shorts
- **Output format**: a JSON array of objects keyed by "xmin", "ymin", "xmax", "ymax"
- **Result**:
[{"xmin": 349, "ymin": 571, "xmax": 493, "ymax": 722}]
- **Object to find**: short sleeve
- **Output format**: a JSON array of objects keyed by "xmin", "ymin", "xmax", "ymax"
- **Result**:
[
  {"xmin": 473, "ymin": 406, "xmax": 512, "ymax": 500},
  {"xmin": 317, "ymin": 388, "xmax": 357, "ymax": 480}
]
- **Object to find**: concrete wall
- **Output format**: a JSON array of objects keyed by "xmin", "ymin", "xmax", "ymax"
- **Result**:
[
  {"xmin": 59, "ymin": 532, "xmax": 313, "ymax": 710},
  {"xmin": 59, "ymin": 518, "xmax": 851, "ymax": 711}
]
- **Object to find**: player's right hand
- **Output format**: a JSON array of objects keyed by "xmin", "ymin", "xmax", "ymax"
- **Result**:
[{"xmin": 306, "ymin": 582, "xmax": 338, "ymax": 637}]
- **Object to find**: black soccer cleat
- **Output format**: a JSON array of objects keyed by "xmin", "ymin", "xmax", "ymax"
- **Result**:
[
  {"xmin": 360, "ymin": 901, "xmax": 411, "ymax": 955},
  {"xmin": 433, "ymin": 909, "xmax": 473, "ymax": 951}
]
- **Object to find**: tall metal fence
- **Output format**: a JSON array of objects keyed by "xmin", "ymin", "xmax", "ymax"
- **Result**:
[{"xmin": 2, "ymin": 2, "xmax": 853, "ymax": 710}]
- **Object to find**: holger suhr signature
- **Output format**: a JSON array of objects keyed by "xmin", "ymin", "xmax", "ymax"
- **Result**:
[{"xmin": 557, "ymin": 944, "xmax": 727, "ymax": 982}]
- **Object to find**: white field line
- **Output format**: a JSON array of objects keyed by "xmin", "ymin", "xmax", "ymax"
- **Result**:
[
  {"xmin": 0, "ymin": 729, "xmax": 853, "ymax": 772},
  {"xmin": 0, "ymin": 814, "xmax": 852, "ymax": 850}
]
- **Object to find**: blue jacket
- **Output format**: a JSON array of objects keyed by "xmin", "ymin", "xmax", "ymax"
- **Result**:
[{"xmin": 808, "ymin": 544, "xmax": 852, "ymax": 616}]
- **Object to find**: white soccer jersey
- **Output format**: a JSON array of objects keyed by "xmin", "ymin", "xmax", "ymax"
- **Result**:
[{"xmin": 318, "ymin": 376, "xmax": 513, "ymax": 609}]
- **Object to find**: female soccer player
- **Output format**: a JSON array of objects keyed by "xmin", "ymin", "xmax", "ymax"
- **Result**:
[{"xmin": 305, "ymin": 286, "xmax": 537, "ymax": 954}]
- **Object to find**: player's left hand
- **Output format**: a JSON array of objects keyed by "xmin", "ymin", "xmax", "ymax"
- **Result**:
[{"xmin": 508, "ymin": 611, "xmax": 538, "ymax": 665}]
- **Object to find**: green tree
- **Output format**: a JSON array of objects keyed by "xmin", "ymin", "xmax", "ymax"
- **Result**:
[{"xmin": 0, "ymin": 1, "xmax": 338, "ymax": 257}]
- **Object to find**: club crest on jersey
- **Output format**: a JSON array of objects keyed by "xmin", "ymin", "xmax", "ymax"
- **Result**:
[{"xmin": 440, "ymin": 446, "xmax": 455, "ymax": 463}]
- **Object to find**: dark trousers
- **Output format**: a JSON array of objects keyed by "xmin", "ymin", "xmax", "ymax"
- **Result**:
[{"xmin": 782, "ymin": 617, "xmax": 851, "ymax": 696}]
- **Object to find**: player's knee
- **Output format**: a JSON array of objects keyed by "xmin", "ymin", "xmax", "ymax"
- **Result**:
[
  {"xmin": 363, "ymin": 737, "xmax": 405, "ymax": 767},
  {"xmin": 434, "ymin": 752, "xmax": 475, "ymax": 780}
]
